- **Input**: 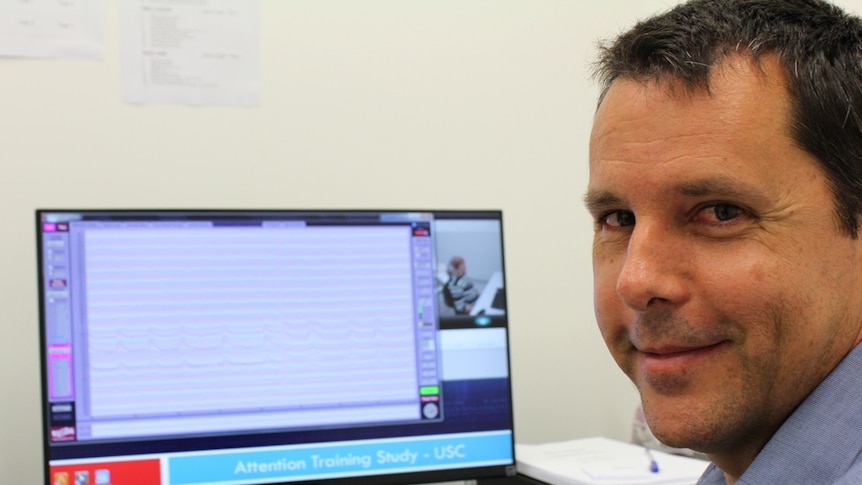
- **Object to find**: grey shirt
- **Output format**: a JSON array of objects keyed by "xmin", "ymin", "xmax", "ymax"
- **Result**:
[{"xmin": 697, "ymin": 343, "xmax": 862, "ymax": 484}]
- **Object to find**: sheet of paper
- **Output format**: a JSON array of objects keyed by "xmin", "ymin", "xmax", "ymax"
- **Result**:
[
  {"xmin": 516, "ymin": 437, "xmax": 708, "ymax": 485},
  {"xmin": 120, "ymin": 0, "xmax": 260, "ymax": 106},
  {"xmin": 0, "ymin": 0, "xmax": 103, "ymax": 59}
]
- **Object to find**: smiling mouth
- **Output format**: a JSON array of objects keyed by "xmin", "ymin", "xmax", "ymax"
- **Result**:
[
  {"xmin": 641, "ymin": 342, "xmax": 723, "ymax": 356},
  {"xmin": 637, "ymin": 341, "xmax": 727, "ymax": 376}
]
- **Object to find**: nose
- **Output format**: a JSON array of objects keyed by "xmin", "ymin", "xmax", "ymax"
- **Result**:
[{"xmin": 615, "ymin": 222, "xmax": 689, "ymax": 311}]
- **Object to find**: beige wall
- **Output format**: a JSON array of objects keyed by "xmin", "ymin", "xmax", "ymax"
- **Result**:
[{"xmin": 5, "ymin": 1, "xmax": 860, "ymax": 483}]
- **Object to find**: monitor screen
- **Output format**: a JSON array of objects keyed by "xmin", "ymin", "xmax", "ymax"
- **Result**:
[{"xmin": 35, "ymin": 209, "xmax": 516, "ymax": 485}]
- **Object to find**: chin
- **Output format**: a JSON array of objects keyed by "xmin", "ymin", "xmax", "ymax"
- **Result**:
[
  {"xmin": 639, "ymin": 394, "xmax": 713, "ymax": 452},
  {"xmin": 648, "ymin": 424, "xmax": 699, "ymax": 450}
]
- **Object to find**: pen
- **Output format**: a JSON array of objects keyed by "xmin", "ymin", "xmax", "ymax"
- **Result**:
[{"xmin": 644, "ymin": 447, "xmax": 660, "ymax": 473}]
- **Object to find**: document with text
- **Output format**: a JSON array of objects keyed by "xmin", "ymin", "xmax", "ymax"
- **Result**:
[
  {"xmin": 120, "ymin": 0, "xmax": 260, "ymax": 106},
  {"xmin": 0, "ymin": 0, "xmax": 102, "ymax": 59}
]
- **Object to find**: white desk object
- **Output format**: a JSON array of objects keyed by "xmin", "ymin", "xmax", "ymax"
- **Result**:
[
  {"xmin": 470, "ymin": 270, "xmax": 505, "ymax": 316},
  {"xmin": 515, "ymin": 436, "xmax": 708, "ymax": 485}
]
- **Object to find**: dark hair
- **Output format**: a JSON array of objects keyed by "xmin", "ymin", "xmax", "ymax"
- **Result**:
[{"xmin": 594, "ymin": 0, "xmax": 862, "ymax": 237}]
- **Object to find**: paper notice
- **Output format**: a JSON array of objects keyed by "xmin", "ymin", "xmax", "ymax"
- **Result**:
[
  {"xmin": 120, "ymin": 0, "xmax": 260, "ymax": 106},
  {"xmin": 0, "ymin": 0, "xmax": 103, "ymax": 59}
]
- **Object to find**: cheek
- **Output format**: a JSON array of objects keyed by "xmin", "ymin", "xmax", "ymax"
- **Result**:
[
  {"xmin": 699, "ymin": 253, "xmax": 773, "ymax": 316},
  {"xmin": 592, "ymin": 240, "xmax": 623, "ymax": 301},
  {"xmin": 593, "ymin": 252, "xmax": 617, "ymax": 303},
  {"xmin": 592, "ymin": 241, "xmax": 638, "ymax": 347},
  {"xmin": 593, "ymin": 270, "xmax": 632, "ymax": 347},
  {"xmin": 698, "ymin": 252, "xmax": 799, "ymax": 354}
]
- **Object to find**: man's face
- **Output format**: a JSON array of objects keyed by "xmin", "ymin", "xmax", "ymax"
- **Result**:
[
  {"xmin": 587, "ymin": 55, "xmax": 862, "ymax": 464},
  {"xmin": 453, "ymin": 261, "xmax": 466, "ymax": 278}
]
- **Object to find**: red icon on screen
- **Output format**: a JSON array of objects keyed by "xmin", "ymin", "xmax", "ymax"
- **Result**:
[
  {"xmin": 51, "ymin": 458, "xmax": 160, "ymax": 485},
  {"xmin": 51, "ymin": 426, "xmax": 76, "ymax": 442},
  {"xmin": 49, "ymin": 279, "xmax": 68, "ymax": 289}
]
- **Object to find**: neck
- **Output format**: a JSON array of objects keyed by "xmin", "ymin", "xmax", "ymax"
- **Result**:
[{"xmin": 706, "ymin": 434, "xmax": 771, "ymax": 485}]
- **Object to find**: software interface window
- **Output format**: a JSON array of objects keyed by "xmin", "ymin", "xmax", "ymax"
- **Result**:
[{"xmin": 42, "ymin": 215, "xmax": 445, "ymax": 444}]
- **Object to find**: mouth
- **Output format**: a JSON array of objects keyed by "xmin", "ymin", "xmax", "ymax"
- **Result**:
[{"xmin": 637, "ymin": 341, "xmax": 728, "ymax": 377}]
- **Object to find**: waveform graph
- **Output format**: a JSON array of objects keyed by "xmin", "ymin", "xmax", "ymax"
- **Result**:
[{"xmin": 82, "ymin": 225, "xmax": 423, "ymax": 433}]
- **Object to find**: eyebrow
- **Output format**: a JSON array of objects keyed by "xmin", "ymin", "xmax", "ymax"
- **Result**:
[
  {"xmin": 583, "ymin": 176, "xmax": 767, "ymax": 215},
  {"xmin": 583, "ymin": 190, "xmax": 622, "ymax": 216},
  {"xmin": 676, "ymin": 177, "xmax": 767, "ymax": 204}
]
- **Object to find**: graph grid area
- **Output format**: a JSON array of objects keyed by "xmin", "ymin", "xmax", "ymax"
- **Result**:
[{"xmin": 79, "ymin": 225, "xmax": 421, "ymax": 439}]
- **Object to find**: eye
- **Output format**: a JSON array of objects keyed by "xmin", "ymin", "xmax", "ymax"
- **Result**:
[
  {"xmin": 603, "ymin": 210, "xmax": 636, "ymax": 228},
  {"xmin": 714, "ymin": 204, "xmax": 742, "ymax": 221},
  {"xmin": 695, "ymin": 203, "xmax": 744, "ymax": 224}
]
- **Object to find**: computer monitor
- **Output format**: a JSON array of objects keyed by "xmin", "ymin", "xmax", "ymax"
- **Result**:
[{"xmin": 36, "ymin": 209, "xmax": 516, "ymax": 485}]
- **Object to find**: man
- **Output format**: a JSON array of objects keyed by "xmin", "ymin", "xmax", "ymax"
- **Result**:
[
  {"xmin": 442, "ymin": 256, "xmax": 480, "ymax": 314},
  {"xmin": 585, "ymin": 1, "xmax": 862, "ymax": 484}
]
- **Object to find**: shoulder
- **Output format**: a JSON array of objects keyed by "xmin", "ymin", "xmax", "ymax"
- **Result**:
[{"xmin": 833, "ymin": 458, "xmax": 862, "ymax": 485}]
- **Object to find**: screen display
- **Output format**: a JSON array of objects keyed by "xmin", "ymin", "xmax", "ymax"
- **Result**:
[{"xmin": 36, "ymin": 210, "xmax": 516, "ymax": 485}]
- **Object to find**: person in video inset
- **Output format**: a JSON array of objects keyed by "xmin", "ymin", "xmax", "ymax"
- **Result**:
[
  {"xmin": 586, "ymin": 1, "xmax": 862, "ymax": 484},
  {"xmin": 442, "ymin": 256, "xmax": 480, "ymax": 315}
]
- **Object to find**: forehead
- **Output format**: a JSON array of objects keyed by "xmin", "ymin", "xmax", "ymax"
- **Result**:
[{"xmin": 588, "ymin": 55, "xmax": 805, "ymax": 197}]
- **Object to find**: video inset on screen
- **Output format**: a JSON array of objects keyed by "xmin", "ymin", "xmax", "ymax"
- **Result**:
[{"xmin": 433, "ymin": 219, "xmax": 506, "ymax": 321}]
